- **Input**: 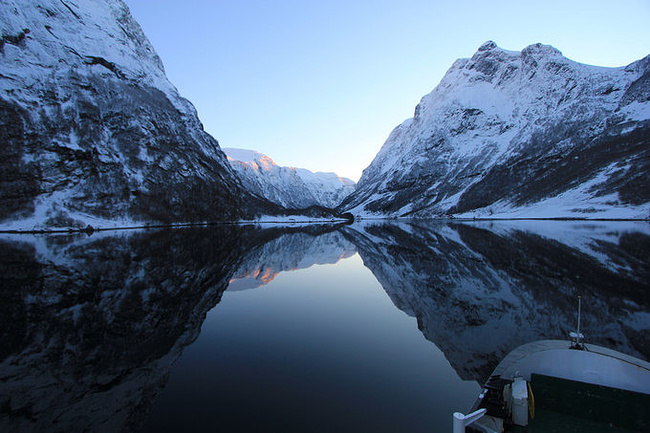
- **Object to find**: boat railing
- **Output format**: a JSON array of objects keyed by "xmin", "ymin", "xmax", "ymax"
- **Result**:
[{"xmin": 452, "ymin": 408, "xmax": 487, "ymax": 433}]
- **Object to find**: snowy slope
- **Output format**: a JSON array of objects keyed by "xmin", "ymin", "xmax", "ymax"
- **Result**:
[
  {"xmin": 341, "ymin": 42, "xmax": 650, "ymax": 219},
  {"xmin": 0, "ymin": 0, "xmax": 269, "ymax": 231},
  {"xmin": 224, "ymin": 148, "xmax": 356, "ymax": 209}
]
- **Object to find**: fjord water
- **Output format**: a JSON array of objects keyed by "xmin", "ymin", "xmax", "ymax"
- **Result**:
[
  {"xmin": 0, "ymin": 221, "xmax": 648, "ymax": 432},
  {"xmin": 143, "ymin": 252, "xmax": 479, "ymax": 432}
]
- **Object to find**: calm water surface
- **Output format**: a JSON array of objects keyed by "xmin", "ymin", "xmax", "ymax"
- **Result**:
[
  {"xmin": 144, "ymin": 253, "xmax": 479, "ymax": 432},
  {"xmin": 0, "ymin": 221, "xmax": 648, "ymax": 432}
]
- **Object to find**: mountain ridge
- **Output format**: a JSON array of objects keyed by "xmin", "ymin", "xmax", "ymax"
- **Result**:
[
  {"xmin": 340, "ymin": 41, "xmax": 650, "ymax": 219},
  {"xmin": 224, "ymin": 147, "xmax": 356, "ymax": 209}
]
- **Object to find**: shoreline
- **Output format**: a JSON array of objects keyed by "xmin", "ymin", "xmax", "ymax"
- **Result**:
[{"xmin": 1, "ymin": 216, "xmax": 648, "ymax": 235}]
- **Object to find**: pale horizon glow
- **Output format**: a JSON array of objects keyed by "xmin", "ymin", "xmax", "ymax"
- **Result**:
[{"xmin": 125, "ymin": 0, "xmax": 650, "ymax": 181}]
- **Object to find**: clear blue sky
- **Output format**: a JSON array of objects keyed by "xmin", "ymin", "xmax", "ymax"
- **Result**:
[{"xmin": 125, "ymin": 0, "xmax": 650, "ymax": 181}]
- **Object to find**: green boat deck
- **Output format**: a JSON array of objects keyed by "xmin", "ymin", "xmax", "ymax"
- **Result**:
[
  {"xmin": 512, "ymin": 407, "xmax": 638, "ymax": 432},
  {"xmin": 511, "ymin": 373, "xmax": 650, "ymax": 432}
]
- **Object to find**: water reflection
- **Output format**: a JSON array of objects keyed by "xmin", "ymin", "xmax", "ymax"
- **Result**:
[
  {"xmin": 344, "ymin": 220, "xmax": 650, "ymax": 382},
  {"xmin": 0, "ymin": 224, "xmax": 347, "ymax": 433},
  {"xmin": 0, "ymin": 220, "xmax": 648, "ymax": 432},
  {"xmin": 229, "ymin": 228, "xmax": 355, "ymax": 291}
]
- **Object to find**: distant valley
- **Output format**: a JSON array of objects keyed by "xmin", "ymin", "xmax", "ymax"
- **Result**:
[{"xmin": 223, "ymin": 148, "xmax": 355, "ymax": 210}]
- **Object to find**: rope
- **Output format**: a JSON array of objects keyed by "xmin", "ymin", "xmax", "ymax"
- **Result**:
[{"xmin": 527, "ymin": 381, "xmax": 535, "ymax": 420}]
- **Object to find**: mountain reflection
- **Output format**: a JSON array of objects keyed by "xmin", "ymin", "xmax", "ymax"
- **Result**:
[
  {"xmin": 0, "ymin": 220, "xmax": 648, "ymax": 432},
  {"xmin": 229, "ymin": 229, "xmax": 355, "ymax": 291},
  {"xmin": 0, "ymin": 224, "xmax": 347, "ymax": 433},
  {"xmin": 343, "ymin": 220, "xmax": 650, "ymax": 382}
]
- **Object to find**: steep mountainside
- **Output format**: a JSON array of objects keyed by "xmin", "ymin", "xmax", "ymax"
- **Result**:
[
  {"xmin": 0, "ymin": 0, "xmax": 270, "ymax": 231},
  {"xmin": 224, "ymin": 148, "xmax": 356, "ymax": 209},
  {"xmin": 341, "ymin": 42, "xmax": 650, "ymax": 219}
]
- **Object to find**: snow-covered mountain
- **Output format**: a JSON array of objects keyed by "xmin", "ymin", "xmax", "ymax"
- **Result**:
[
  {"xmin": 0, "ymin": 0, "xmax": 274, "ymax": 232},
  {"xmin": 340, "ymin": 42, "xmax": 650, "ymax": 219},
  {"xmin": 224, "ymin": 148, "xmax": 356, "ymax": 209}
]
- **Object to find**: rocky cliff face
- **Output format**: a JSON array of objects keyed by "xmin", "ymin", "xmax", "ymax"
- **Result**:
[
  {"xmin": 0, "ymin": 0, "xmax": 269, "ymax": 231},
  {"xmin": 224, "ymin": 148, "xmax": 356, "ymax": 209},
  {"xmin": 341, "ymin": 42, "xmax": 650, "ymax": 219}
]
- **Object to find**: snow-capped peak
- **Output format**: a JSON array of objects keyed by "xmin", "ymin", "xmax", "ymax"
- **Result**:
[
  {"xmin": 341, "ymin": 42, "xmax": 650, "ymax": 219},
  {"xmin": 223, "ymin": 148, "xmax": 356, "ymax": 209},
  {"xmin": 224, "ymin": 148, "xmax": 276, "ymax": 171}
]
